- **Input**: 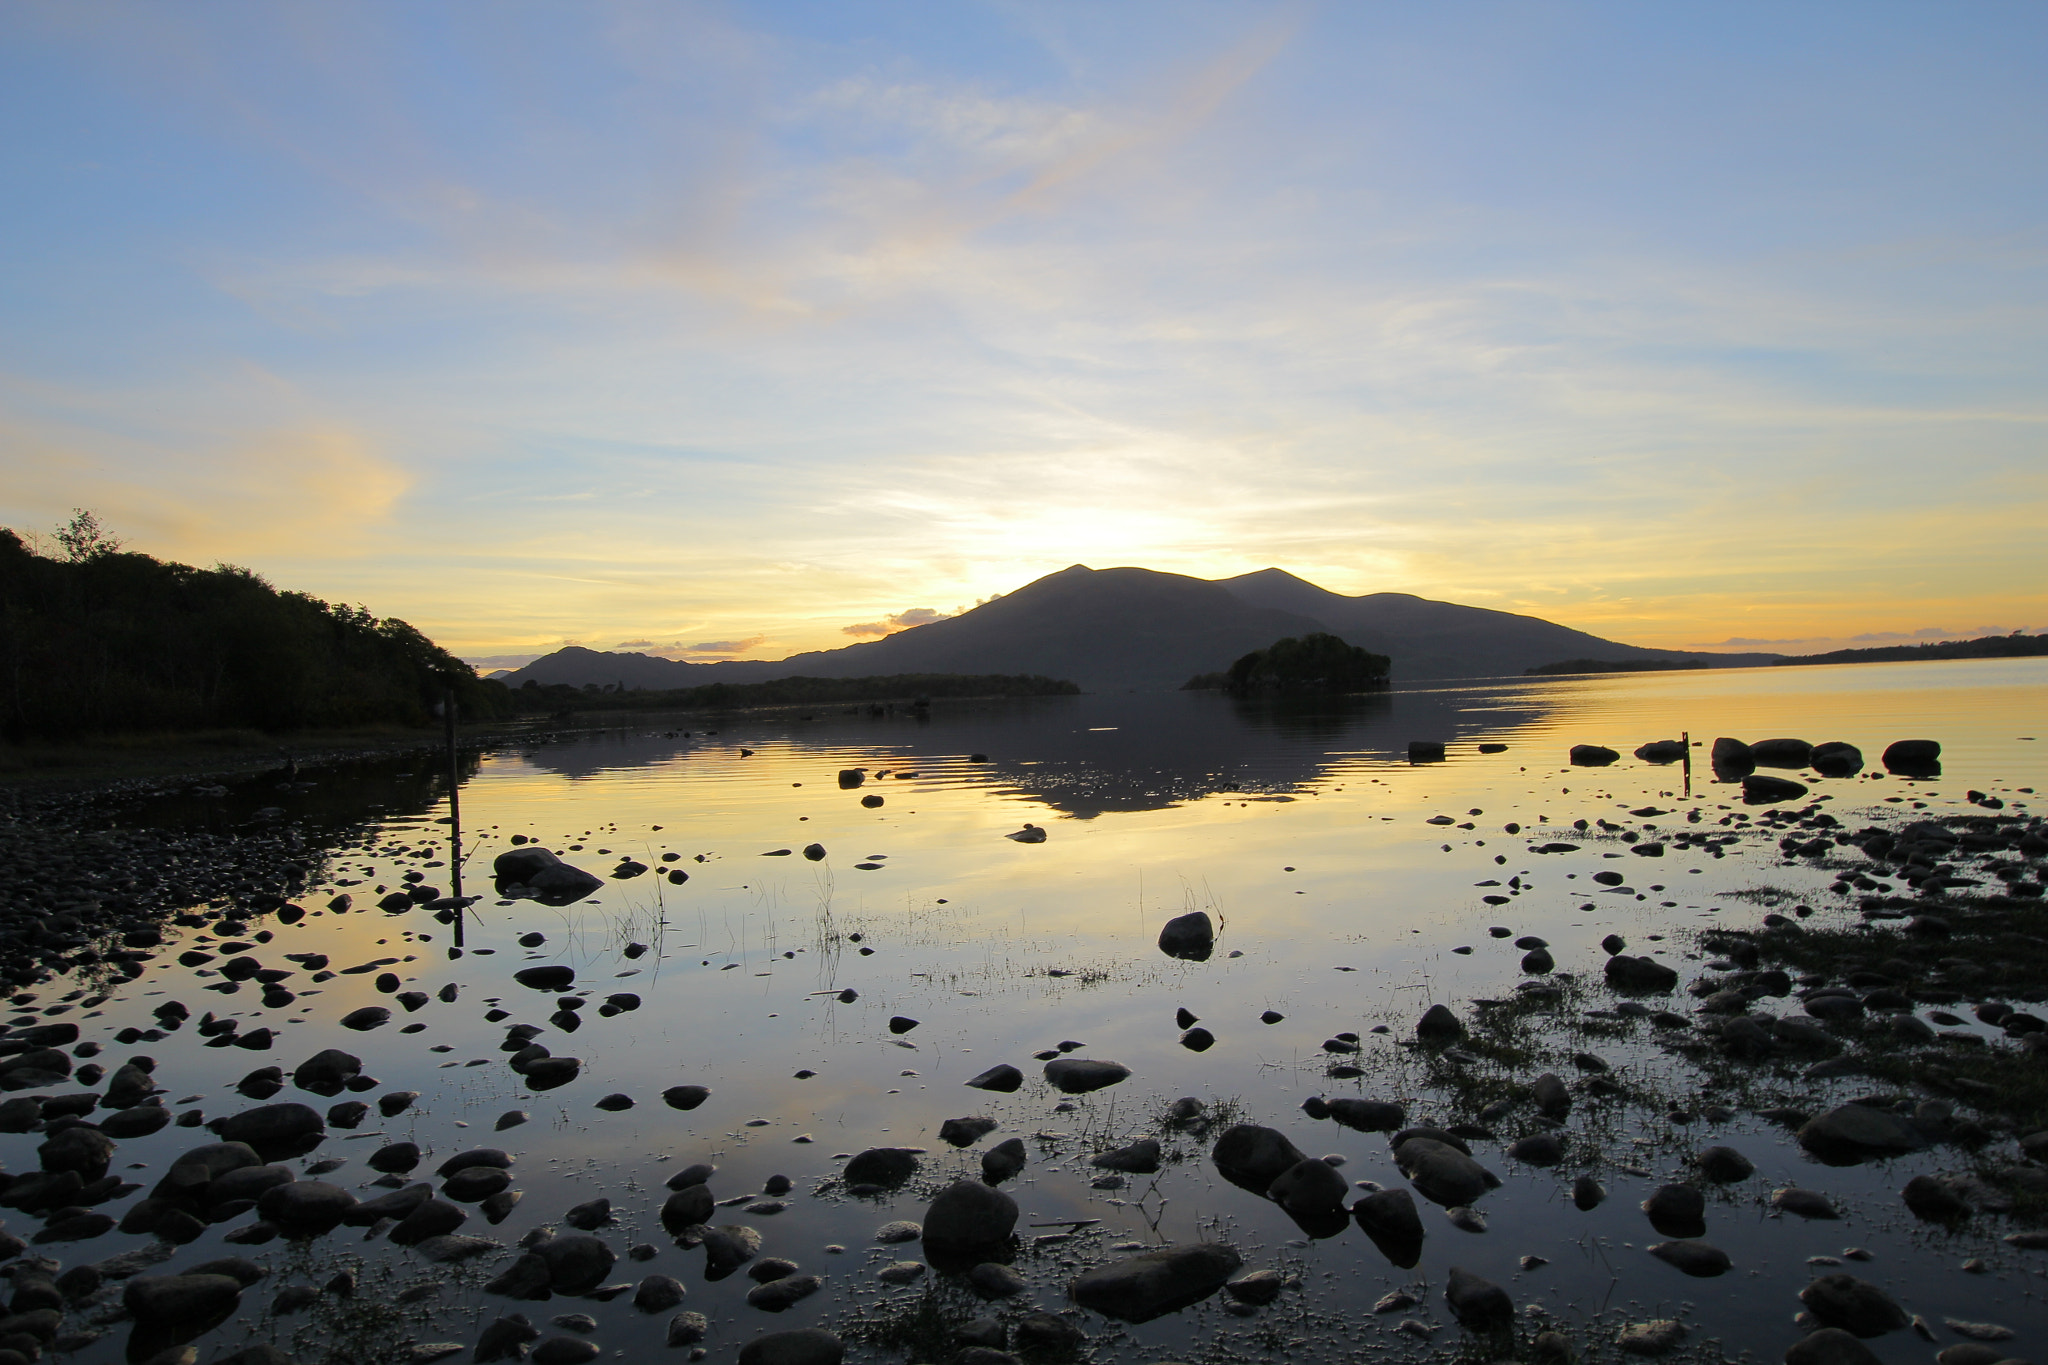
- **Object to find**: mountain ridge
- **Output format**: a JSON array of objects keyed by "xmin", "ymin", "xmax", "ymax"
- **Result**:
[{"xmin": 500, "ymin": 564, "xmax": 1781, "ymax": 693}]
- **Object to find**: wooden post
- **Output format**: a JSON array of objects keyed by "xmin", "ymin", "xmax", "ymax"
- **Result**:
[
  {"xmin": 1682, "ymin": 729, "xmax": 1692, "ymax": 800},
  {"xmin": 445, "ymin": 687, "xmax": 464, "ymax": 948}
]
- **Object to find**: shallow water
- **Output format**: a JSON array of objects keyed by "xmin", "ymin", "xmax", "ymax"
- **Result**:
[{"xmin": 19, "ymin": 657, "xmax": 2048, "ymax": 1364}]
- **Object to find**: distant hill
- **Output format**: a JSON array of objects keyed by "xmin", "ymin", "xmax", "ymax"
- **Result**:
[
  {"xmin": 503, "ymin": 563, "xmax": 1781, "ymax": 694},
  {"xmin": 1217, "ymin": 569, "xmax": 1779, "ymax": 680},
  {"xmin": 1774, "ymin": 633, "xmax": 2048, "ymax": 666}
]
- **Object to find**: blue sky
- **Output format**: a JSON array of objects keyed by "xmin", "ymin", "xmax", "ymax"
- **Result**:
[{"xmin": 2, "ymin": 1, "xmax": 2043, "ymax": 665}]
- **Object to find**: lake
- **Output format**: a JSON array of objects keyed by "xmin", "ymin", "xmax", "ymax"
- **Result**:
[{"xmin": 14, "ymin": 657, "xmax": 2048, "ymax": 1365}]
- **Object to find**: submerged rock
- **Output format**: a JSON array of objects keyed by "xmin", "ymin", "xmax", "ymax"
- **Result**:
[
  {"xmin": 1799, "ymin": 1275, "xmax": 1909, "ymax": 1337},
  {"xmin": 1043, "ymin": 1059, "xmax": 1130, "ymax": 1094},
  {"xmin": 1212, "ymin": 1124, "xmax": 1309, "ymax": 1194},
  {"xmin": 1069, "ymin": 1244, "xmax": 1241, "ymax": 1323},
  {"xmin": 923, "ymin": 1182, "xmax": 1017, "ymax": 1250},
  {"xmin": 1444, "ymin": 1266, "xmax": 1513, "ymax": 1332}
]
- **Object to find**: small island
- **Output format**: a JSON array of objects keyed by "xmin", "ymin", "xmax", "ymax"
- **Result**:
[{"xmin": 1183, "ymin": 632, "xmax": 1391, "ymax": 695}]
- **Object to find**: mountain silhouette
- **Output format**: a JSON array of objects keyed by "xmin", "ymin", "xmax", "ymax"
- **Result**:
[{"xmin": 502, "ymin": 564, "xmax": 1778, "ymax": 693}]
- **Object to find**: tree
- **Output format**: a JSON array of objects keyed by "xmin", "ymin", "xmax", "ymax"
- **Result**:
[{"xmin": 54, "ymin": 509, "xmax": 121, "ymax": 562}]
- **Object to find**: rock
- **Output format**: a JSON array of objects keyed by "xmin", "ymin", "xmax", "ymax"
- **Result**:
[
  {"xmin": 1605, "ymin": 955, "xmax": 1679, "ymax": 993},
  {"xmin": 737, "ymin": 1328, "xmax": 843, "ymax": 1365},
  {"xmin": 1882, "ymin": 739, "xmax": 1941, "ymax": 773},
  {"xmin": 1043, "ymin": 1059, "xmax": 1130, "ymax": 1093},
  {"xmin": 1749, "ymin": 738, "xmax": 1813, "ymax": 767},
  {"xmin": 523, "ymin": 1057, "xmax": 581, "ymax": 1090},
  {"xmin": 389, "ymin": 1198, "xmax": 468, "ymax": 1246},
  {"xmin": 530, "ymin": 1339, "xmax": 599, "ymax": 1365},
  {"xmin": 291, "ymin": 1049, "xmax": 361, "ymax": 1096},
  {"xmin": 210, "ymin": 1102, "xmax": 324, "ymax": 1147},
  {"xmin": 1634, "ymin": 739, "xmax": 1688, "ymax": 762},
  {"xmin": 981, "ymin": 1138, "xmax": 1026, "ymax": 1184},
  {"xmin": 876, "ymin": 1261, "xmax": 926, "ymax": 1285},
  {"xmin": 1444, "ymin": 1266, "xmax": 1513, "ymax": 1331},
  {"xmin": 123, "ymin": 1274, "xmax": 241, "ymax": 1323},
  {"xmin": 1743, "ymin": 774, "xmax": 1809, "ymax": 804},
  {"xmin": 1798, "ymin": 1105, "xmax": 1928, "ymax": 1163},
  {"xmin": 665, "ymin": 1313, "xmax": 710, "ymax": 1348},
  {"xmin": 1523, "ymin": 946, "xmax": 1555, "ymax": 973},
  {"xmin": 1507, "ymin": 1133, "xmax": 1565, "ymax": 1166},
  {"xmin": 1158, "ymin": 911, "xmax": 1215, "ymax": 961},
  {"xmin": 923, "ymin": 1181, "xmax": 1016, "ymax": 1249},
  {"xmin": 1811, "ymin": 742, "xmax": 1864, "ymax": 777},
  {"xmin": 416, "ymin": 1234, "xmax": 500, "ymax": 1263},
  {"xmin": 966, "ymin": 1262, "xmax": 1024, "ymax": 1297},
  {"xmin": 1325, "ymin": 1098, "xmax": 1404, "ymax": 1132},
  {"xmin": 535, "ymin": 1235, "xmax": 616, "ymax": 1293},
  {"xmin": 1901, "ymin": 1174, "xmax": 1970, "ymax": 1223},
  {"xmin": 1091, "ymin": 1138, "xmax": 1161, "ymax": 1173},
  {"xmin": 1616, "ymin": 1320, "xmax": 1686, "ymax": 1355},
  {"xmin": 1270, "ymin": 1158, "xmax": 1350, "ymax": 1214},
  {"xmin": 38, "ymin": 1125, "xmax": 114, "ymax": 1178},
  {"xmin": 1069, "ymin": 1244, "xmax": 1242, "ymax": 1323},
  {"xmin": 1642, "ymin": 1184, "xmax": 1706, "ymax": 1238},
  {"xmin": 746, "ymin": 1274, "xmax": 822, "ymax": 1311},
  {"xmin": 661, "ymin": 1184, "xmax": 715, "ymax": 1233},
  {"xmin": 1213, "ymin": 1124, "xmax": 1310, "ymax": 1194},
  {"xmin": 1224, "ymin": 1269, "xmax": 1285, "ymax": 1305},
  {"xmin": 346, "ymin": 1182, "xmax": 432, "ymax": 1225},
  {"xmin": 662, "ymin": 1085, "xmax": 710, "ymax": 1110},
  {"xmin": 1014, "ymin": 1312, "xmax": 1085, "ymax": 1352},
  {"xmin": 513, "ymin": 966, "xmax": 576, "ymax": 991},
  {"xmin": 964, "ymin": 1065, "xmax": 1022, "ymax": 1093},
  {"xmin": 1799, "ymin": 1275, "xmax": 1909, "ymax": 1337},
  {"xmin": 1354, "ymin": 1187, "xmax": 1425, "ymax": 1242},
  {"xmin": 1573, "ymin": 1175, "xmax": 1607, "ymax": 1210},
  {"xmin": 1785, "ymin": 1328, "xmax": 1886, "ymax": 1365},
  {"xmin": 1393, "ymin": 1137, "xmax": 1500, "ymax": 1208},
  {"xmin": 844, "ymin": 1148, "xmax": 918, "ymax": 1187},
  {"xmin": 1570, "ymin": 745, "xmax": 1619, "ymax": 766},
  {"xmin": 1771, "ymin": 1188, "xmax": 1840, "ymax": 1219},
  {"xmin": 475, "ymin": 1316, "xmax": 542, "ymax": 1362},
  {"xmin": 702, "ymin": 1226, "xmax": 763, "ymax": 1277},
  {"xmin": 368, "ymin": 1141, "xmax": 421, "ymax": 1174},
  {"xmin": 1648, "ymin": 1240, "xmax": 1730, "ymax": 1277},
  {"xmin": 340, "ymin": 1007, "xmax": 390, "ymax": 1031},
  {"xmin": 444, "ymin": 1167, "xmax": 513, "ymax": 1202},
  {"xmin": 1694, "ymin": 1146, "xmax": 1754, "ymax": 1182},
  {"xmin": 1416, "ymin": 1004, "xmax": 1464, "ymax": 1043},
  {"xmin": 939, "ymin": 1116, "xmax": 998, "ymax": 1147},
  {"xmin": 1936, "ymin": 1347, "xmax": 2012, "ymax": 1365},
  {"xmin": 255, "ymin": 1180, "xmax": 358, "ymax": 1233},
  {"xmin": 565, "ymin": 1198, "xmax": 612, "ymax": 1230},
  {"xmin": 1532, "ymin": 1072, "xmax": 1571, "ymax": 1116}
]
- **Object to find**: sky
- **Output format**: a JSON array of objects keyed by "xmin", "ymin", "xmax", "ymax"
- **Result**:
[{"xmin": 2, "ymin": 1, "xmax": 2044, "ymax": 668}]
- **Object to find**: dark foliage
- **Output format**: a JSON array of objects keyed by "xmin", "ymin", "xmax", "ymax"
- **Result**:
[
  {"xmin": 0, "ymin": 521, "xmax": 509, "ymax": 741},
  {"xmin": 1776, "ymin": 632, "xmax": 2048, "ymax": 666},
  {"xmin": 1186, "ymin": 632, "xmax": 1390, "ymax": 694},
  {"xmin": 1524, "ymin": 658, "xmax": 1709, "ymax": 675},
  {"xmin": 511, "ymin": 672, "xmax": 1078, "ymax": 713}
]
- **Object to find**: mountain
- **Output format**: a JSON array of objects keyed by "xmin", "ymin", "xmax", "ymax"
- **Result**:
[
  {"xmin": 501, "ymin": 563, "xmax": 1780, "ymax": 694},
  {"xmin": 1216, "ymin": 568, "xmax": 1780, "ymax": 679}
]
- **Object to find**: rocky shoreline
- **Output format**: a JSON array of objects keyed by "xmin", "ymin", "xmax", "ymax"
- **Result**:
[{"xmin": 0, "ymin": 743, "xmax": 2041, "ymax": 1365}]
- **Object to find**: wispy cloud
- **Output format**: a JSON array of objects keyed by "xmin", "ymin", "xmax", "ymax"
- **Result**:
[{"xmin": 842, "ymin": 606, "xmax": 952, "ymax": 639}]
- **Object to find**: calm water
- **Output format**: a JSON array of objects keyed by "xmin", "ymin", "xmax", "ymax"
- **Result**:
[{"xmin": 34, "ymin": 659, "xmax": 2048, "ymax": 1364}]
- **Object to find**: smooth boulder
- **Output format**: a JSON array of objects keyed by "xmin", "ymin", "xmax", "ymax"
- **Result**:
[
  {"xmin": 1069, "ymin": 1244, "xmax": 1241, "ymax": 1324},
  {"xmin": 1157, "ymin": 911, "xmax": 1215, "ymax": 961}
]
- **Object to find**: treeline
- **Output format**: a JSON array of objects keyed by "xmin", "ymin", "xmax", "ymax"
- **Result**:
[
  {"xmin": 511, "ymin": 672, "xmax": 1079, "ymax": 713},
  {"xmin": 1183, "ymin": 633, "xmax": 1390, "ymax": 694},
  {"xmin": 1779, "ymin": 633, "xmax": 2048, "ymax": 666},
  {"xmin": 1525, "ymin": 658, "xmax": 1709, "ymax": 676},
  {"xmin": 0, "ymin": 516, "xmax": 510, "ymax": 742}
]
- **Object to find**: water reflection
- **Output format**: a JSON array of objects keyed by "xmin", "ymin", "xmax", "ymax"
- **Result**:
[{"xmin": 514, "ymin": 689, "xmax": 1550, "ymax": 817}]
